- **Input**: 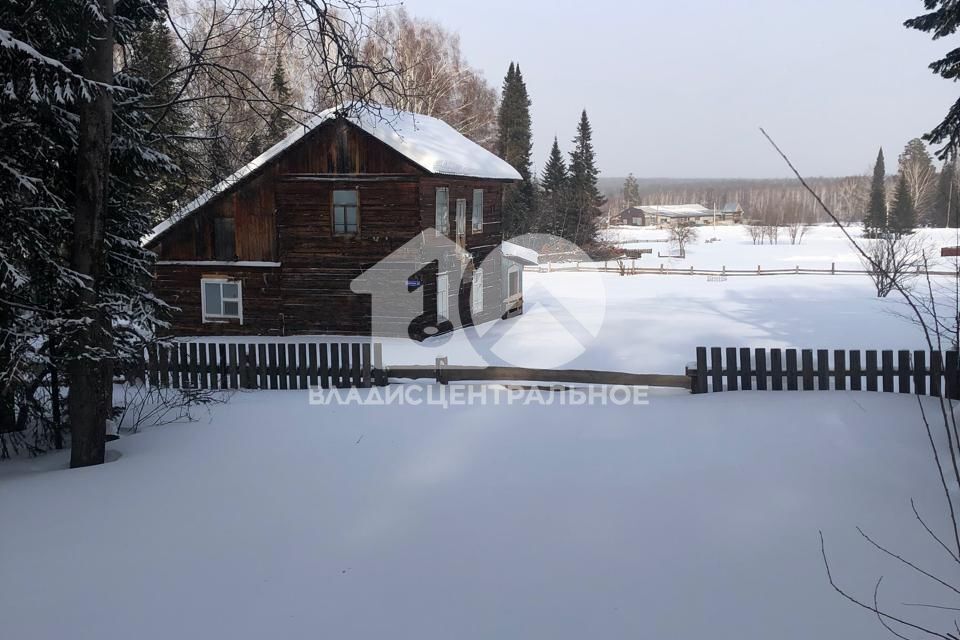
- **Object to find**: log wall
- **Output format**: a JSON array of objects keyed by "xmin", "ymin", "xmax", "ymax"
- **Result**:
[{"xmin": 148, "ymin": 117, "xmax": 514, "ymax": 337}]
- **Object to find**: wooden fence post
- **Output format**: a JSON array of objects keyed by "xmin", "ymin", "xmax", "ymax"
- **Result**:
[
  {"xmin": 711, "ymin": 347, "xmax": 723, "ymax": 392},
  {"xmin": 739, "ymin": 347, "xmax": 752, "ymax": 390},
  {"xmin": 834, "ymin": 350, "xmax": 846, "ymax": 391},
  {"xmin": 725, "ymin": 347, "xmax": 738, "ymax": 391},
  {"xmin": 801, "ymin": 350, "xmax": 814, "ymax": 390},
  {"xmin": 785, "ymin": 350, "xmax": 799, "ymax": 390},
  {"xmin": 881, "ymin": 350, "xmax": 894, "ymax": 393},
  {"xmin": 913, "ymin": 350, "xmax": 926, "ymax": 396},
  {"xmin": 898, "ymin": 350, "xmax": 911, "ymax": 394},
  {"xmin": 849, "ymin": 350, "xmax": 862, "ymax": 391},
  {"xmin": 816, "ymin": 349, "xmax": 830, "ymax": 390},
  {"xmin": 755, "ymin": 348, "xmax": 767, "ymax": 391},
  {"xmin": 930, "ymin": 351, "xmax": 943, "ymax": 397},
  {"xmin": 946, "ymin": 351, "xmax": 958, "ymax": 399},
  {"xmin": 693, "ymin": 347, "xmax": 708, "ymax": 393},
  {"xmin": 865, "ymin": 350, "xmax": 878, "ymax": 392},
  {"xmin": 770, "ymin": 349, "xmax": 783, "ymax": 391}
]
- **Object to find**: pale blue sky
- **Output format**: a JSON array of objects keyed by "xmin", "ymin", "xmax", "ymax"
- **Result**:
[{"xmin": 400, "ymin": 0, "xmax": 958, "ymax": 178}]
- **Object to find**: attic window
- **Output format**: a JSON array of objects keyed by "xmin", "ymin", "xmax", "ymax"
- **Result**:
[
  {"xmin": 333, "ymin": 189, "xmax": 359, "ymax": 235},
  {"xmin": 213, "ymin": 218, "xmax": 236, "ymax": 260}
]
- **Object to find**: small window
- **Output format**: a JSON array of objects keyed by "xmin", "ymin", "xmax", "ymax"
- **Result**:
[
  {"xmin": 472, "ymin": 189, "xmax": 483, "ymax": 232},
  {"xmin": 202, "ymin": 279, "xmax": 243, "ymax": 323},
  {"xmin": 437, "ymin": 273, "xmax": 449, "ymax": 321},
  {"xmin": 472, "ymin": 268, "xmax": 483, "ymax": 314},
  {"xmin": 456, "ymin": 198, "xmax": 466, "ymax": 239},
  {"xmin": 435, "ymin": 187, "xmax": 449, "ymax": 235},
  {"xmin": 507, "ymin": 267, "xmax": 520, "ymax": 299},
  {"xmin": 333, "ymin": 189, "xmax": 359, "ymax": 235},
  {"xmin": 213, "ymin": 218, "xmax": 236, "ymax": 260}
]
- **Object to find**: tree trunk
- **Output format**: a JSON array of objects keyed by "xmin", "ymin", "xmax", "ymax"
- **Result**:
[{"xmin": 68, "ymin": 0, "xmax": 114, "ymax": 469}]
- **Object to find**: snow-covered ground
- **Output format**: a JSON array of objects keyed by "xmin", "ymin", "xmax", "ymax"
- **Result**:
[
  {"xmin": 181, "ymin": 269, "xmax": 929, "ymax": 373},
  {"xmin": 2, "ymin": 223, "xmax": 957, "ymax": 639},
  {"xmin": 0, "ymin": 390, "xmax": 953, "ymax": 639},
  {"xmin": 172, "ymin": 224, "xmax": 943, "ymax": 372},
  {"xmin": 601, "ymin": 223, "xmax": 960, "ymax": 271}
]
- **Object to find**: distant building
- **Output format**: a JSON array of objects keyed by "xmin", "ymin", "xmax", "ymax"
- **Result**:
[{"xmin": 615, "ymin": 204, "xmax": 741, "ymax": 227}]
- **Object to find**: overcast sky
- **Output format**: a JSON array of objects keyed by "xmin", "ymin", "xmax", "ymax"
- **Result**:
[{"xmin": 401, "ymin": 0, "xmax": 958, "ymax": 179}]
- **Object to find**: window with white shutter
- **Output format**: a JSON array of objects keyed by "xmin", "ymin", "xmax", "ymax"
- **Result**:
[
  {"xmin": 472, "ymin": 268, "xmax": 483, "ymax": 315},
  {"xmin": 472, "ymin": 189, "xmax": 483, "ymax": 232},
  {"xmin": 435, "ymin": 187, "xmax": 449, "ymax": 235}
]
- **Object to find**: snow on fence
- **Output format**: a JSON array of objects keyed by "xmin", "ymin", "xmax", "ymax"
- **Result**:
[
  {"xmin": 687, "ymin": 347, "xmax": 960, "ymax": 398},
  {"xmin": 143, "ymin": 341, "xmax": 384, "ymax": 390},
  {"xmin": 528, "ymin": 262, "xmax": 957, "ymax": 277}
]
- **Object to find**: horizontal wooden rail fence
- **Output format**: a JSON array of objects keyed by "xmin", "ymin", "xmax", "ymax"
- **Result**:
[
  {"xmin": 528, "ymin": 262, "xmax": 957, "ymax": 278},
  {"xmin": 144, "ymin": 341, "xmax": 384, "ymax": 390},
  {"xmin": 687, "ymin": 347, "xmax": 960, "ymax": 398},
  {"xmin": 386, "ymin": 363, "xmax": 690, "ymax": 389}
]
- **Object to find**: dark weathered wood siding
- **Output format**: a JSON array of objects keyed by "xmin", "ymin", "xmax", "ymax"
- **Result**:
[
  {"xmin": 153, "ymin": 264, "xmax": 283, "ymax": 335},
  {"xmin": 148, "ymin": 117, "xmax": 514, "ymax": 336}
]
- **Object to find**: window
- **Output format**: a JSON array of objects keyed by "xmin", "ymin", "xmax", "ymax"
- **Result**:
[
  {"xmin": 202, "ymin": 279, "xmax": 242, "ymax": 323},
  {"xmin": 213, "ymin": 218, "xmax": 236, "ymax": 260},
  {"xmin": 472, "ymin": 189, "xmax": 483, "ymax": 232},
  {"xmin": 436, "ymin": 273, "xmax": 449, "ymax": 321},
  {"xmin": 435, "ymin": 187, "xmax": 449, "ymax": 235},
  {"xmin": 507, "ymin": 266, "xmax": 520, "ymax": 299},
  {"xmin": 472, "ymin": 268, "xmax": 483, "ymax": 315},
  {"xmin": 456, "ymin": 198, "xmax": 466, "ymax": 243},
  {"xmin": 333, "ymin": 189, "xmax": 359, "ymax": 235}
]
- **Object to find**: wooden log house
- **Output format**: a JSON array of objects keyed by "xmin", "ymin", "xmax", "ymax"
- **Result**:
[{"xmin": 144, "ymin": 105, "xmax": 529, "ymax": 337}]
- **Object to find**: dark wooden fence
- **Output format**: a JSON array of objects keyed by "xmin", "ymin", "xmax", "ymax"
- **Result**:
[
  {"xmin": 688, "ymin": 347, "xmax": 960, "ymax": 398},
  {"xmin": 144, "ymin": 341, "xmax": 384, "ymax": 390},
  {"xmin": 386, "ymin": 361, "xmax": 690, "ymax": 388}
]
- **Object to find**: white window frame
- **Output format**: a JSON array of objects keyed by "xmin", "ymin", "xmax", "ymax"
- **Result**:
[
  {"xmin": 506, "ymin": 265, "xmax": 521, "ymax": 300},
  {"xmin": 436, "ymin": 273, "xmax": 449, "ymax": 321},
  {"xmin": 201, "ymin": 278, "xmax": 243, "ymax": 324},
  {"xmin": 472, "ymin": 268, "xmax": 483, "ymax": 315},
  {"xmin": 456, "ymin": 198, "xmax": 467, "ymax": 243},
  {"xmin": 472, "ymin": 189, "xmax": 484, "ymax": 232},
  {"xmin": 435, "ymin": 187, "xmax": 450, "ymax": 236}
]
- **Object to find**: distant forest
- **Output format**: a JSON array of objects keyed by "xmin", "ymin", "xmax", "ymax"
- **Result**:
[{"xmin": 599, "ymin": 176, "xmax": 871, "ymax": 224}]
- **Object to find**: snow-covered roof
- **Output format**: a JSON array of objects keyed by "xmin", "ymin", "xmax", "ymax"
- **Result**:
[
  {"xmin": 638, "ymin": 204, "xmax": 713, "ymax": 218},
  {"xmin": 501, "ymin": 241, "xmax": 539, "ymax": 266},
  {"xmin": 144, "ymin": 104, "xmax": 520, "ymax": 246}
]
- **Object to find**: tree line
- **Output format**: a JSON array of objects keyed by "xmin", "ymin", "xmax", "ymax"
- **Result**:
[
  {"xmin": 606, "ymin": 137, "xmax": 959, "ymax": 233},
  {"xmin": 496, "ymin": 63, "xmax": 606, "ymax": 250}
]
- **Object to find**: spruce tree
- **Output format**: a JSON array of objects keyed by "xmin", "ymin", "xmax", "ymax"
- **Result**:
[
  {"xmin": 864, "ymin": 147, "xmax": 888, "ymax": 234},
  {"xmin": 131, "ymin": 20, "xmax": 196, "ymax": 220},
  {"xmin": 933, "ymin": 160, "xmax": 958, "ymax": 227},
  {"xmin": 889, "ymin": 173, "xmax": 917, "ymax": 235},
  {"xmin": 267, "ymin": 54, "xmax": 294, "ymax": 146},
  {"xmin": 906, "ymin": 3, "xmax": 960, "ymax": 159},
  {"xmin": 496, "ymin": 62, "xmax": 536, "ymax": 237},
  {"xmin": 0, "ymin": 0, "xmax": 172, "ymax": 463},
  {"xmin": 567, "ymin": 110, "xmax": 605, "ymax": 246},
  {"xmin": 622, "ymin": 173, "xmax": 641, "ymax": 208},
  {"xmin": 541, "ymin": 137, "xmax": 568, "ymax": 194},
  {"xmin": 539, "ymin": 137, "xmax": 569, "ymax": 235}
]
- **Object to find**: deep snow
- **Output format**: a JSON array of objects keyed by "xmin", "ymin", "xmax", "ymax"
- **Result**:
[
  {"xmin": 0, "ymin": 390, "xmax": 955, "ymax": 639},
  {"xmin": 2, "ymin": 223, "xmax": 958, "ymax": 639}
]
